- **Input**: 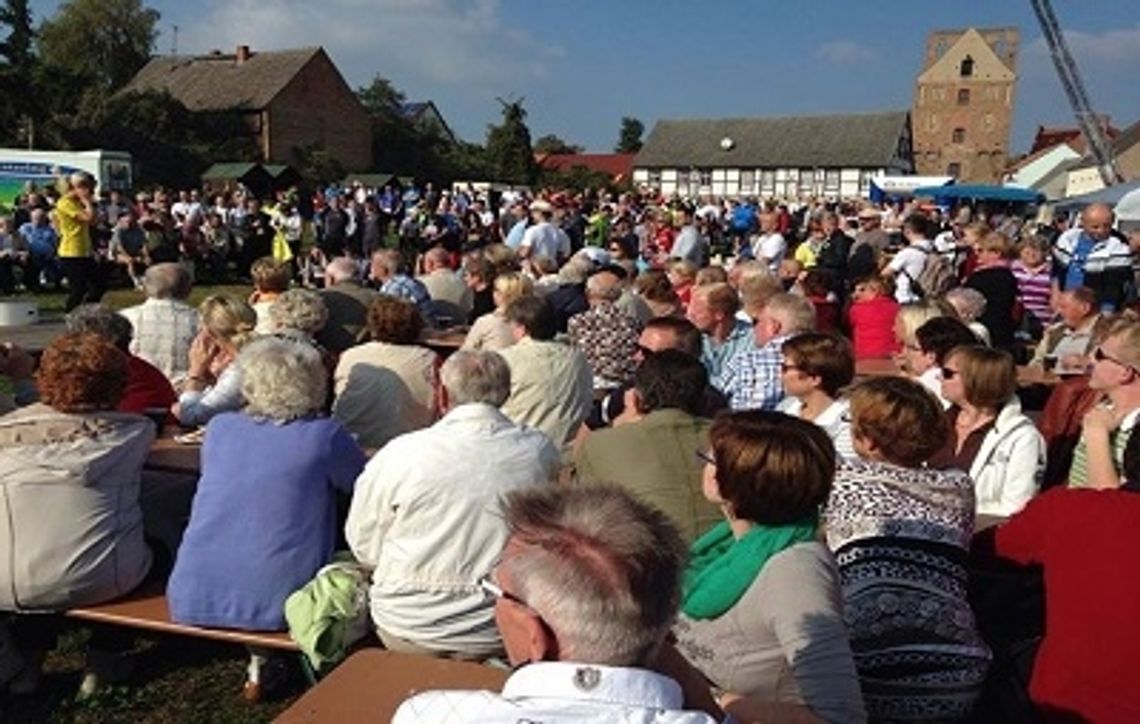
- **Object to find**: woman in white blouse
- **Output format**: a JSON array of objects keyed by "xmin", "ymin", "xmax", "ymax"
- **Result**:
[
  {"xmin": 461, "ymin": 272, "xmax": 534, "ymax": 351},
  {"xmin": 778, "ymin": 333, "xmax": 856, "ymax": 459}
]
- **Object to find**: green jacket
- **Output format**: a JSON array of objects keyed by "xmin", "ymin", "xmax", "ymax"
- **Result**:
[
  {"xmin": 574, "ymin": 409, "xmax": 720, "ymax": 543},
  {"xmin": 284, "ymin": 557, "xmax": 371, "ymax": 672}
]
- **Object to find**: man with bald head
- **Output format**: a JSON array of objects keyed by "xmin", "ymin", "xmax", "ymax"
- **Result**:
[
  {"xmin": 316, "ymin": 256, "xmax": 378, "ymax": 352},
  {"xmin": 418, "ymin": 246, "xmax": 472, "ymax": 324},
  {"xmin": 119, "ymin": 263, "xmax": 198, "ymax": 385},
  {"xmin": 567, "ymin": 270, "xmax": 643, "ymax": 389},
  {"xmin": 1054, "ymin": 202, "xmax": 1133, "ymax": 311}
]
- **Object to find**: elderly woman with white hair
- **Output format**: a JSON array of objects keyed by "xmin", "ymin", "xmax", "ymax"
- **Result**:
[
  {"xmin": 268, "ymin": 288, "xmax": 329, "ymax": 345},
  {"xmin": 167, "ymin": 337, "xmax": 366, "ymax": 631},
  {"xmin": 946, "ymin": 287, "xmax": 992, "ymax": 346}
]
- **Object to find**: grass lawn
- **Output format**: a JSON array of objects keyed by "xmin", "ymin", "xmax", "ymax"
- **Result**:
[
  {"xmin": 4, "ymin": 281, "xmax": 310, "ymax": 722},
  {"xmin": 3, "ymin": 621, "xmax": 304, "ymax": 722}
]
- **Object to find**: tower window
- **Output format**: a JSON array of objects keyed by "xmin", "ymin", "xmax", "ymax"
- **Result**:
[
  {"xmin": 952, "ymin": 127, "xmax": 966, "ymax": 143},
  {"xmin": 957, "ymin": 88, "xmax": 971, "ymax": 105},
  {"xmin": 948, "ymin": 162, "xmax": 962, "ymax": 177},
  {"xmin": 960, "ymin": 55, "xmax": 974, "ymax": 77}
]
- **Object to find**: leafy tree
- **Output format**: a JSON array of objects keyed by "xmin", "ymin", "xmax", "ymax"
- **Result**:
[
  {"xmin": 38, "ymin": 0, "xmax": 159, "ymax": 93},
  {"xmin": 533, "ymin": 133, "xmax": 581, "ymax": 155},
  {"xmin": 357, "ymin": 75, "xmax": 406, "ymax": 117},
  {"xmin": 485, "ymin": 97, "xmax": 536, "ymax": 185},
  {"xmin": 292, "ymin": 143, "xmax": 346, "ymax": 188},
  {"xmin": 615, "ymin": 116, "xmax": 644, "ymax": 154},
  {"xmin": 0, "ymin": 0, "xmax": 36, "ymax": 144}
]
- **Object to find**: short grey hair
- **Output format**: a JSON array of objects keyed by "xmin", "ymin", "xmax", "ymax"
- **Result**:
[
  {"xmin": 238, "ymin": 337, "xmax": 327, "ymax": 422},
  {"xmin": 585, "ymin": 272, "xmax": 622, "ymax": 302},
  {"xmin": 440, "ymin": 350, "xmax": 511, "ymax": 407},
  {"xmin": 324, "ymin": 257, "xmax": 359, "ymax": 284},
  {"xmin": 65, "ymin": 304, "xmax": 133, "ymax": 351},
  {"xmin": 499, "ymin": 485, "xmax": 686, "ymax": 667},
  {"xmin": 765, "ymin": 292, "xmax": 817, "ymax": 334},
  {"xmin": 945, "ymin": 287, "xmax": 987, "ymax": 322},
  {"xmin": 143, "ymin": 263, "xmax": 192, "ymax": 299},
  {"xmin": 268, "ymin": 288, "xmax": 329, "ymax": 334}
]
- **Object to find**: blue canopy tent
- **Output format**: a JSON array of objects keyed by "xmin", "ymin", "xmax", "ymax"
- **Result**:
[
  {"xmin": 869, "ymin": 176, "xmax": 954, "ymax": 203},
  {"xmin": 1053, "ymin": 179, "xmax": 1140, "ymax": 214},
  {"xmin": 912, "ymin": 184, "xmax": 1045, "ymax": 204}
]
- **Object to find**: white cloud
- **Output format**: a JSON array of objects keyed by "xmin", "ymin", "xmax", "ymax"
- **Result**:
[
  {"xmin": 1022, "ymin": 24, "xmax": 1140, "ymax": 73},
  {"xmin": 815, "ymin": 40, "xmax": 880, "ymax": 66},
  {"xmin": 175, "ymin": 0, "xmax": 563, "ymax": 90}
]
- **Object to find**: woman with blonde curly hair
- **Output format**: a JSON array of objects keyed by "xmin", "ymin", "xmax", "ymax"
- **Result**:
[
  {"xmin": 173, "ymin": 294, "xmax": 258, "ymax": 427},
  {"xmin": 462, "ymin": 272, "xmax": 534, "ymax": 351},
  {"xmin": 168, "ymin": 336, "xmax": 365, "ymax": 631}
]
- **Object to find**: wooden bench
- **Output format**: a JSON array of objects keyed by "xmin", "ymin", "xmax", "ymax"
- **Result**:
[
  {"xmin": 276, "ymin": 648, "xmax": 509, "ymax": 723},
  {"xmin": 67, "ymin": 583, "xmax": 300, "ymax": 699}
]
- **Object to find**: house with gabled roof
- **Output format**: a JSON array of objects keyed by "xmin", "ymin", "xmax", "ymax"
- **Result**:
[
  {"xmin": 398, "ymin": 101, "xmax": 456, "ymax": 144},
  {"xmin": 124, "ymin": 45, "xmax": 372, "ymax": 172},
  {"xmin": 632, "ymin": 110, "xmax": 913, "ymax": 199}
]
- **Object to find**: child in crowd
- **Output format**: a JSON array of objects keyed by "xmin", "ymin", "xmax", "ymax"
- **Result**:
[
  {"xmin": 248, "ymin": 256, "xmax": 291, "ymax": 333},
  {"xmin": 800, "ymin": 270, "xmax": 839, "ymax": 333},
  {"xmin": 301, "ymin": 246, "xmax": 329, "ymax": 289},
  {"xmin": 1012, "ymin": 235, "xmax": 1054, "ymax": 328},
  {"xmin": 666, "ymin": 259, "xmax": 697, "ymax": 308},
  {"xmin": 848, "ymin": 275, "xmax": 900, "ymax": 359}
]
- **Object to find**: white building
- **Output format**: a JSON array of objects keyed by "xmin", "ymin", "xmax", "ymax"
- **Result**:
[{"xmin": 632, "ymin": 110, "xmax": 914, "ymax": 200}]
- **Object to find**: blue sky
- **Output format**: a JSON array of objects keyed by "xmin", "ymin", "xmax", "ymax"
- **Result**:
[{"xmin": 31, "ymin": 0, "xmax": 1140, "ymax": 154}]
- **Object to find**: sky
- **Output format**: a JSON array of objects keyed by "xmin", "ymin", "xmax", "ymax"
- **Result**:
[{"xmin": 30, "ymin": 0, "xmax": 1140, "ymax": 155}]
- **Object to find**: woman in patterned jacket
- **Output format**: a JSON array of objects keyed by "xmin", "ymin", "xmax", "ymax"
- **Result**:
[{"xmin": 823, "ymin": 376, "xmax": 991, "ymax": 722}]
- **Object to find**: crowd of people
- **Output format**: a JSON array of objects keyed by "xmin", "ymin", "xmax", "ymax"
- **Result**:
[{"xmin": 2, "ymin": 172, "xmax": 1140, "ymax": 723}]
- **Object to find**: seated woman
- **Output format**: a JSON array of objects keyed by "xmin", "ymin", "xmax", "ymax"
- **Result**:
[
  {"xmin": 332, "ymin": 295, "xmax": 439, "ymax": 450},
  {"xmin": 462, "ymin": 272, "xmax": 533, "ymax": 351},
  {"xmin": 267, "ymin": 288, "xmax": 329, "ymax": 347},
  {"xmin": 673, "ymin": 411, "xmax": 866, "ymax": 724},
  {"xmin": 778, "ymin": 332, "xmax": 856, "ymax": 459},
  {"xmin": 167, "ymin": 337, "xmax": 366, "ymax": 630},
  {"xmin": 248, "ymin": 256, "xmax": 292, "ymax": 334},
  {"xmin": 825, "ymin": 376, "xmax": 991, "ymax": 721},
  {"xmin": 907, "ymin": 316, "xmax": 983, "ymax": 408},
  {"xmin": 946, "ymin": 287, "xmax": 992, "ymax": 346},
  {"xmin": 173, "ymin": 294, "xmax": 258, "ymax": 428},
  {"xmin": 0, "ymin": 333, "xmax": 153, "ymax": 688},
  {"xmin": 847, "ymin": 276, "xmax": 900, "ymax": 360},
  {"xmin": 931, "ymin": 345, "xmax": 1045, "ymax": 516}
]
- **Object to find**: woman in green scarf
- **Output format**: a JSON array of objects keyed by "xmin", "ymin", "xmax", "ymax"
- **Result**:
[{"xmin": 672, "ymin": 411, "xmax": 866, "ymax": 724}]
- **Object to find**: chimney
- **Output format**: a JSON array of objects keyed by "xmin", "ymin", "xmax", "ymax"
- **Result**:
[{"xmin": 236, "ymin": 45, "xmax": 251, "ymax": 64}]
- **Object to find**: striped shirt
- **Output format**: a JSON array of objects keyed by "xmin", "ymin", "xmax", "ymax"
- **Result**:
[
  {"xmin": 1068, "ymin": 407, "xmax": 1140, "ymax": 488},
  {"xmin": 1011, "ymin": 260, "xmax": 1053, "ymax": 325}
]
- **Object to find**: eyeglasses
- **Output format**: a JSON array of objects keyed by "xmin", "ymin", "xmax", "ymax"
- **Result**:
[
  {"xmin": 479, "ymin": 576, "xmax": 530, "ymax": 609},
  {"xmin": 694, "ymin": 449, "xmax": 716, "ymax": 466},
  {"xmin": 941, "ymin": 367, "xmax": 960, "ymax": 380},
  {"xmin": 1093, "ymin": 346, "xmax": 1137, "ymax": 374},
  {"xmin": 780, "ymin": 362, "xmax": 800, "ymax": 373}
]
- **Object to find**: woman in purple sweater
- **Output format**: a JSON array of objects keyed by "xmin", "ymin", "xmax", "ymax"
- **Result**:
[{"xmin": 168, "ymin": 336, "xmax": 366, "ymax": 630}]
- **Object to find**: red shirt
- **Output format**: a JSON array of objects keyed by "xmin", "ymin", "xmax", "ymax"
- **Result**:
[
  {"xmin": 848, "ymin": 296, "xmax": 900, "ymax": 360},
  {"xmin": 976, "ymin": 488, "xmax": 1140, "ymax": 723},
  {"xmin": 119, "ymin": 354, "xmax": 177, "ymax": 416}
]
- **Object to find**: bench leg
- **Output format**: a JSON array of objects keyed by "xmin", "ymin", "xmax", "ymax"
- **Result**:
[{"xmin": 242, "ymin": 652, "xmax": 267, "ymax": 702}]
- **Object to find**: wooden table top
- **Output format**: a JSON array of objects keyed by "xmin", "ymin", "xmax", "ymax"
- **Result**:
[
  {"xmin": 855, "ymin": 357, "xmax": 1066, "ymax": 387},
  {"xmin": 275, "ymin": 649, "xmax": 509, "ymax": 723},
  {"xmin": 146, "ymin": 435, "xmax": 202, "ymax": 475}
]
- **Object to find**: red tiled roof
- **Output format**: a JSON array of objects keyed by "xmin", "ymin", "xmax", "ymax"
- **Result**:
[{"xmin": 536, "ymin": 153, "xmax": 636, "ymax": 180}]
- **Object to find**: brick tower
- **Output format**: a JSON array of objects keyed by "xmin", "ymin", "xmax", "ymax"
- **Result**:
[{"xmin": 912, "ymin": 27, "xmax": 1019, "ymax": 183}]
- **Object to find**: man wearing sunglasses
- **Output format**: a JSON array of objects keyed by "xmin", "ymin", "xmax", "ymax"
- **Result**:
[
  {"xmin": 392, "ymin": 485, "xmax": 721, "ymax": 723},
  {"xmin": 1068, "ymin": 319, "xmax": 1140, "ymax": 489}
]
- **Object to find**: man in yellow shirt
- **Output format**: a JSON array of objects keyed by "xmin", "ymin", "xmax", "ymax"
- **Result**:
[{"xmin": 54, "ymin": 172, "xmax": 103, "ymax": 311}]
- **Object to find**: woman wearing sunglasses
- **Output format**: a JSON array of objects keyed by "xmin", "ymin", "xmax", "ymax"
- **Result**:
[{"xmin": 930, "ymin": 345, "xmax": 1045, "ymax": 516}]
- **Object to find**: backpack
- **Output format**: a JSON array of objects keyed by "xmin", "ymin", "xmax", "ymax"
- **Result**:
[{"xmin": 907, "ymin": 247, "xmax": 958, "ymax": 299}]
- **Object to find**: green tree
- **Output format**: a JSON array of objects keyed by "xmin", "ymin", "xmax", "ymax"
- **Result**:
[
  {"xmin": 292, "ymin": 143, "xmax": 346, "ymax": 187},
  {"xmin": 533, "ymin": 133, "xmax": 581, "ymax": 155},
  {"xmin": 0, "ymin": 0, "xmax": 36, "ymax": 145},
  {"xmin": 38, "ymin": 0, "xmax": 159, "ymax": 93},
  {"xmin": 357, "ymin": 74, "xmax": 406, "ymax": 116},
  {"xmin": 485, "ymin": 97, "xmax": 536, "ymax": 185},
  {"xmin": 615, "ymin": 116, "xmax": 644, "ymax": 153}
]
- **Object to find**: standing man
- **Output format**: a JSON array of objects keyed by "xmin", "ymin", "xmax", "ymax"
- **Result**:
[
  {"xmin": 751, "ymin": 211, "xmax": 786, "ymax": 274},
  {"xmin": 54, "ymin": 172, "xmax": 103, "ymax": 311},
  {"xmin": 1053, "ymin": 203, "xmax": 1132, "ymax": 312},
  {"xmin": 671, "ymin": 206, "xmax": 707, "ymax": 267},
  {"xmin": 519, "ymin": 200, "xmax": 570, "ymax": 263}
]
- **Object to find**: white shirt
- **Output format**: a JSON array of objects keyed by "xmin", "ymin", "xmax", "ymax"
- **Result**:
[
  {"xmin": 119, "ymin": 297, "xmax": 200, "ymax": 386},
  {"xmin": 392, "ymin": 661, "xmax": 721, "ymax": 724},
  {"xmin": 520, "ymin": 222, "xmax": 571, "ymax": 261},
  {"xmin": 752, "ymin": 232, "xmax": 787, "ymax": 273},
  {"xmin": 887, "ymin": 241, "xmax": 930, "ymax": 304},
  {"xmin": 777, "ymin": 397, "xmax": 855, "ymax": 460},
  {"xmin": 345, "ymin": 403, "xmax": 558, "ymax": 656}
]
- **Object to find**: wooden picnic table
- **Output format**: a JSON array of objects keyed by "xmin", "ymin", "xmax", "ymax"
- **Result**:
[
  {"xmin": 420, "ymin": 326, "xmax": 467, "ymax": 357},
  {"xmin": 146, "ymin": 435, "xmax": 202, "ymax": 475},
  {"xmin": 275, "ymin": 648, "xmax": 509, "ymax": 723}
]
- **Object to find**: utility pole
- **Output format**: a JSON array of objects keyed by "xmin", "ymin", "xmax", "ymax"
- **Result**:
[{"xmin": 171, "ymin": 24, "xmax": 179, "ymax": 55}]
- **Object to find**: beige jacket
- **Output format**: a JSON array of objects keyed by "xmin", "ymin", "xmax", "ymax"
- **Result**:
[{"xmin": 0, "ymin": 404, "xmax": 153, "ymax": 610}]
